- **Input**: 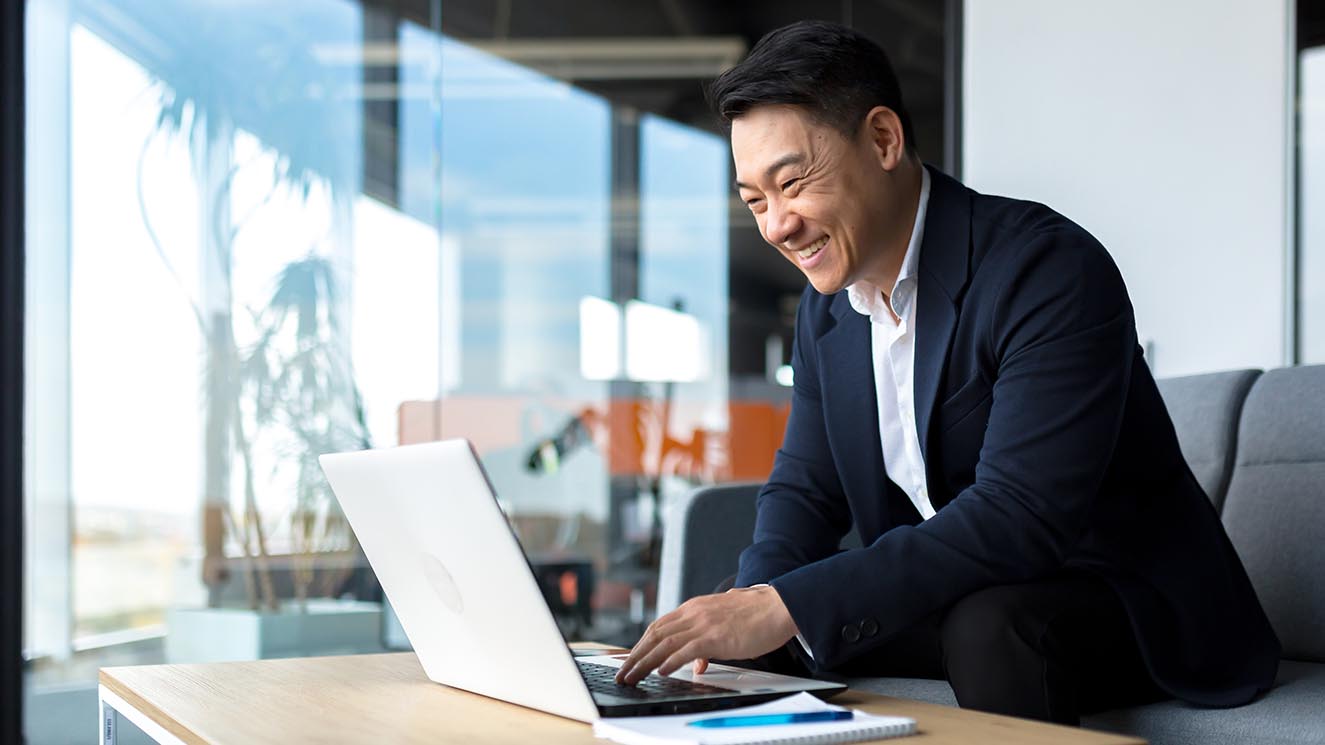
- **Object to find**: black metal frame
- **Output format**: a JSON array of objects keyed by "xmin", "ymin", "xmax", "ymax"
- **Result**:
[
  {"xmin": 0, "ymin": 0, "xmax": 26, "ymax": 742},
  {"xmin": 943, "ymin": 0, "xmax": 963, "ymax": 178}
]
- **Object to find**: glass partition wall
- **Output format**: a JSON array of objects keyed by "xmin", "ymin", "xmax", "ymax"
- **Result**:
[
  {"xmin": 26, "ymin": 0, "xmax": 433, "ymax": 680},
  {"xmin": 25, "ymin": 0, "xmax": 736, "ymax": 717},
  {"xmin": 23, "ymin": 1, "xmax": 952, "ymax": 741}
]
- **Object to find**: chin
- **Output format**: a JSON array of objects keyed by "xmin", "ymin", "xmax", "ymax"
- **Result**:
[{"xmin": 805, "ymin": 274, "xmax": 846, "ymax": 295}]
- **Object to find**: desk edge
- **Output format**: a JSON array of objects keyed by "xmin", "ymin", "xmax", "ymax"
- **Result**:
[{"xmin": 100, "ymin": 668, "xmax": 210, "ymax": 745}]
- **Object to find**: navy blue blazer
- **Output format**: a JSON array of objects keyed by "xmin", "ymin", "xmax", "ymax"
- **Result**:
[{"xmin": 737, "ymin": 167, "xmax": 1280, "ymax": 706}]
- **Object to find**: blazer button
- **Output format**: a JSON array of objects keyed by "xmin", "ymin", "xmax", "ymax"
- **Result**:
[
  {"xmin": 841, "ymin": 625, "xmax": 861, "ymax": 643},
  {"xmin": 860, "ymin": 618, "xmax": 879, "ymax": 638}
]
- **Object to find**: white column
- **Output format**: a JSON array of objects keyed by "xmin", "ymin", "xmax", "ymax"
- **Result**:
[
  {"xmin": 196, "ymin": 115, "xmax": 236, "ymax": 607},
  {"xmin": 24, "ymin": 0, "xmax": 74, "ymax": 662}
]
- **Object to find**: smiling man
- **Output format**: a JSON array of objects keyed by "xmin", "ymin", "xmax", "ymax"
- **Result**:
[{"xmin": 615, "ymin": 21, "xmax": 1280, "ymax": 725}]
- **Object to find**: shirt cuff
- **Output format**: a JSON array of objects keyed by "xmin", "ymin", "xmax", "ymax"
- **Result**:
[{"xmin": 750, "ymin": 583, "xmax": 815, "ymax": 660}]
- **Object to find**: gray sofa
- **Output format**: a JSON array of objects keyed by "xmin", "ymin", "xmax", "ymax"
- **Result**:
[{"xmin": 657, "ymin": 366, "xmax": 1325, "ymax": 744}]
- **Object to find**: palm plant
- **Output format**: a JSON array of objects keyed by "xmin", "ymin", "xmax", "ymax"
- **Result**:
[
  {"xmin": 127, "ymin": 0, "xmax": 372, "ymax": 610},
  {"xmin": 242, "ymin": 256, "xmax": 372, "ymax": 608}
]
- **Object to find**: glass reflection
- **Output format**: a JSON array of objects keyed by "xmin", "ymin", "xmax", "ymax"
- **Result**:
[
  {"xmin": 24, "ymin": 0, "xmax": 746, "ymax": 740},
  {"xmin": 28, "ymin": 0, "xmax": 739, "ymax": 677}
]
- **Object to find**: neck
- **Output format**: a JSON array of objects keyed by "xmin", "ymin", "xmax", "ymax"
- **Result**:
[{"xmin": 861, "ymin": 157, "xmax": 924, "ymax": 296}]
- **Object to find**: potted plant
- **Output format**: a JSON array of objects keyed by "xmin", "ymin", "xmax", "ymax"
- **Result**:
[
  {"xmin": 166, "ymin": 255, "xmax": 384, "ymax": 663},
  {"xmin": 123, "ymin": 2, "xmax": 385, "ymax": 660}
]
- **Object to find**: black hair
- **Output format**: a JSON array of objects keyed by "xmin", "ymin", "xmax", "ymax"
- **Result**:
[{"xmin": 708, "ymin": 20, "xmax": 916, "ymax": 152}]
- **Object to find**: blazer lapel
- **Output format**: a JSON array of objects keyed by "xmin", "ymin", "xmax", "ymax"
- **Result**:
[
  {"xmin": 816, "ymin": 293, "xmax": 888, "ymax": 519},
  {"xmin": 914, "ymin": 167, "xmax": 973, "ymax": 459}
]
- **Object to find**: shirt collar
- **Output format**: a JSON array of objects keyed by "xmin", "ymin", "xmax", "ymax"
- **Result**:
[{"xmin": 846, "ymin": 166, "xmax": 931, "ymax": 323}]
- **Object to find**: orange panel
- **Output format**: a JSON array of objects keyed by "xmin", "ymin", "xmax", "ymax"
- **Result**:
[{"xmin": 398, "ymin": 396, "xmax": 791, "ymax": 482}]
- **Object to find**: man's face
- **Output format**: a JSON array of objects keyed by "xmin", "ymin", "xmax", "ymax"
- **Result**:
[{"xmin": 732, "ymin": 105, "xmax": 901, "ymax": 295}]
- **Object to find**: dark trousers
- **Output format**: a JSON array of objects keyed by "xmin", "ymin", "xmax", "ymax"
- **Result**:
[{"xmin": 720, "ymin": 572, "xmax": 1169, "ymax": 726}]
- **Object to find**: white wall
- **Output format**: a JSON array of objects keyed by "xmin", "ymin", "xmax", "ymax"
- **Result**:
[{"xmin": 963, "ymin": 0, "xmax": 1293, "ymax": 377}]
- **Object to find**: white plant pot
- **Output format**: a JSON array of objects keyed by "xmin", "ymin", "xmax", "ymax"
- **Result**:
[{"xmin": 166, "ymin": 599, "xmax": 383, "ymax": 663}]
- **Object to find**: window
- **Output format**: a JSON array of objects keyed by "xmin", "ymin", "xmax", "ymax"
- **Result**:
[{"xmin": 21, "ymin": 3, "xmax": 952, "ymax": 741}]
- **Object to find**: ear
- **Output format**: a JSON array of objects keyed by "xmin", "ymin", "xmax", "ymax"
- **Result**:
[{"xmin": 861, "ymin": 106, "xmax": 907, "ymax": 171}]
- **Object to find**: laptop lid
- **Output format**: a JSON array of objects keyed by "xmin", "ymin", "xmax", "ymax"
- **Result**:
[
  {"xmin": 321, "ymin": 439, "xmax": 845, "ymax": 721},
  {"xmin": 319, "ymin": 439, "xmax": 602, "ymax": 722}
]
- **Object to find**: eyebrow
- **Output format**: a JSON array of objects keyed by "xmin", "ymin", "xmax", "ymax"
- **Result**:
[{"xmin": 733, "ymin": 153, "xmax": 806, "ymax": 191}]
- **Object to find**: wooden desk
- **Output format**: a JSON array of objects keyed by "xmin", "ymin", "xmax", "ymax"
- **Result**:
[{"xmin": 99, "ymin": 652, "xmax": 1145, "ymax": 745}]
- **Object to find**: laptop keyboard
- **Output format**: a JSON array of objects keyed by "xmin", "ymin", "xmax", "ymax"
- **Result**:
[{"xmin": 577, "ymin": 661, "xmax": 732, "ymax": 700}]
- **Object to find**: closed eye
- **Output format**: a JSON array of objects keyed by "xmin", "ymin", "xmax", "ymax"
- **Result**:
[{"xmin": 780, "ymin": 178, "xmax": 799, "ymax": 191}]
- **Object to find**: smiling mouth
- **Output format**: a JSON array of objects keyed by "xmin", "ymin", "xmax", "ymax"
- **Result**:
[{"xmin": 796, "ymin": 235, "xmax": 829, "ymax": 261}]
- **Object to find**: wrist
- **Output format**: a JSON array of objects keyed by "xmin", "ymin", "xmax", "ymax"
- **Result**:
[{"xmin": 762, "ymin": 584, "xmax": 800, "ymax": 640}]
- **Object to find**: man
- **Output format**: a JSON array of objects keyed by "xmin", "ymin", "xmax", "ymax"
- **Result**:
[{"xmin": 616, "ymin": 20, "xmax": 1280, "ymax": 725}]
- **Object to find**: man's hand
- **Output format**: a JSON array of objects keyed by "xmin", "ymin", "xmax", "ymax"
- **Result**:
[{"xmin": 614, "ymin": 585, "xmax": 799, "ymax": 685}]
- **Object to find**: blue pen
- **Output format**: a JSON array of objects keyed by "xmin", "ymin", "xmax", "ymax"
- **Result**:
[{"xmin": 688, "ymin": 711, "xmax": 854, "ymax": 728}]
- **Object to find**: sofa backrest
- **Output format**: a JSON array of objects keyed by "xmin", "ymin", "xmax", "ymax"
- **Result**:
[
  {"xmin": 1155, "ymin": 369, "xmax": 1261, "ymax": 511},
  {"xmin": 1219, "ymin": 365, "xmax": 1325, "ymax": 663}
]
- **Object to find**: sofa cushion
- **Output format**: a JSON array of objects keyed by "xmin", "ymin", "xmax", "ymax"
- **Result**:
[
  {"xmin": 847, "ymin": 676, "xmax": 957, "ymax": 707},
  {"xmin": 1083, "ymin": 660, "xmax": 1325, "ymax": 745},
  {"xmin": 1155, "ymin": 369, "xmax": 1260, "ymax": 510},
  {"xmin": 849, "ymin": 661, "xmax": 1325, "ymax": 745},
  {"xmin": 1219, "ymin": 365, "xmax": 1325, "ymax": 662}
]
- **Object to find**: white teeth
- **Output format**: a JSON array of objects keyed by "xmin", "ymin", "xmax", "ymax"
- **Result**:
[{"xmin": 797, "ymin": 236, "xmax": 829, "ymax": 260}]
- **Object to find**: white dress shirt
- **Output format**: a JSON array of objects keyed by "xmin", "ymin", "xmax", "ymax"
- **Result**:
[{"xmin": 845, "ymin": 167, "xmax": 934, "ymax": 521}]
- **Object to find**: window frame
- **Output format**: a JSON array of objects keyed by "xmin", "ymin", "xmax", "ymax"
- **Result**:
[{"xmin": 2, "ymin": 1, "xmax": 28, "ymax": 742}]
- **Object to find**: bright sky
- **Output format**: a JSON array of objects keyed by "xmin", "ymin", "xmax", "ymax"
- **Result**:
[
  {"xmin": 43, "ymin": 13, "xmax": 733, "ymax": 521},
  {"xmin": 64, "ymin": 25, "xmax": 444, "ymax": 515}
]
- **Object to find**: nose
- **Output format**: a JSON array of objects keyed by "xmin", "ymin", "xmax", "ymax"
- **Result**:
[{"xmin": 762, "ymin": 198, "xmax": 802, "ymax": 247}]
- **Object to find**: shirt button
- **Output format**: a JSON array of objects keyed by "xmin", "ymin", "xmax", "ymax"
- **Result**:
[
  {"xmin": 918, "ymin": 486, "xmax": 928, "ymax": 500},
  {"xmin": 841, "ymin": 625, "xmax": 861, "ymax": 643}
]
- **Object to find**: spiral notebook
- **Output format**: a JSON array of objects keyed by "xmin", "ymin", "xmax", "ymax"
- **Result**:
[{"xmin": 591, "ymin": 692, "xmax": 916, "ymax": 745}]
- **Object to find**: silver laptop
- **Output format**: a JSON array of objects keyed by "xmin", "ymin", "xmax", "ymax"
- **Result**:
[{"xmin": 318, "ymin": 438, "xmax": 844, "ymax": 722}]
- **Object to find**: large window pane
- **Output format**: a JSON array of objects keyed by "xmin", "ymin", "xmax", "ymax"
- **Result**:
[
  {"xmin": 638, "ymin": 113, "xmax": 729, "ymax": 493},
  {"xmin": 23, "ymin": 2, "xmax": 952, "ymax": 742},
  {"xmin": 27, "ymin": 0, "xmax": 422, "ymax": 719}
]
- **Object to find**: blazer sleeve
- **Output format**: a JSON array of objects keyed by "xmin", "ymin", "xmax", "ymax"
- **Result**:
[
  {"xmin": 769, "ymin": 230, "xmax": 1138, "ymax": 671},
  {"xmin": 734, "ymin": 290, "xmax": 853, "ymax": 588}
]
